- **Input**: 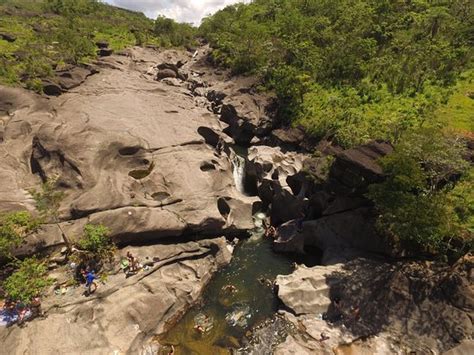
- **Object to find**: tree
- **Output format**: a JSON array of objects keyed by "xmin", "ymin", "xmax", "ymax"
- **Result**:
[
  {"xmin": 3, "ymin": 258, "xmax": 53, "ymax": 303},
  {"xmin": 154, "ymin": 16, "xmax": 196, "ymax": 48},
  {"xmin": 76, "ymin": 224, "xmax": 115, "ymax": 262},
  {"xmin": 367, "ymin": 128, "xmax": 471, "ymax": 256},
  {"xmin": 0, "ymin": 211, "xmax": 40, "ymax": 260},
  {"xmin": 30, "ymin": 178, "xmax": 71, "ymax": 250}
]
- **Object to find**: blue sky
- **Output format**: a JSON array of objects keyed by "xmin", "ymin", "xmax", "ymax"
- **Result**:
[{"xmin": 103, "ymin": 0, "xmax": 249, "ymax": 25}]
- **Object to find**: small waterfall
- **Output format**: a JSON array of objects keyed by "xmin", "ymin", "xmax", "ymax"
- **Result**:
[{"xmin": 231, "ymin": 150, "xmax": 246, "ymax": 194}]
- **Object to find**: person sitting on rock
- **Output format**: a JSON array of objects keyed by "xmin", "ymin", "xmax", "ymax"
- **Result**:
[
  {"xmin": 120, "ymin": 257, "xmax": 130, "ymax": 274},
  {"xmin": 30, "ymin": 296, "xmax": 43, "ymax": 318},
  {"xmin": 331, "ymin": 297, "xmax": 345, "ymax": 322}
]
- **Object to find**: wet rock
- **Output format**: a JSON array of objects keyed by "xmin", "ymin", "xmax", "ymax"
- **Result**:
[
  {"xmin": 271, "ymin": 188, "xmax": 306, "ymax": 226},
  {"xmin": 0, "ymin": 32, "xmax": 16, "ymax": 42},
  {"xmin": 247, "ymin": 146, "xmax": 307, "ymax": 217},
  {"xmin": 273, "ymin": 220, "xmax": 305, "ymax": 254}
]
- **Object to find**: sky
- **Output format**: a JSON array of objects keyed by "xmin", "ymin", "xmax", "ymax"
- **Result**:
[{"xmin": 103, "ymin": 0, "xmax": 249, "ymax": 25}]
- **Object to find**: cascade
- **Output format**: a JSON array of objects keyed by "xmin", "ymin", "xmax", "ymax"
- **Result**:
[{"xmin": 231, "ymin": 149, "xmax": 246, "ymax": 194}]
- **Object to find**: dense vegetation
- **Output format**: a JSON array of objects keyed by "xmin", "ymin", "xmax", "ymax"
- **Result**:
[
  {"xmin": 200, "ymin": 0, "xmax": 473, "ymax": 257},
  {"xmin": 200, "ymin": 0, "xmax": 472, "ymax": 144},
  {"xmin": 367, "ymin": 128, "xmax": 473, "ymax": 257},
  {"xmin": 0, "ymin": 212, "xmax": 51, "ymax": 303},
  {"xmin": 0, "ymin": 0, "xmax": 196, "ymax": 91}
]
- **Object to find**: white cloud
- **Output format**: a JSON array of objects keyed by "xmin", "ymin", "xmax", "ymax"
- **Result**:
[{"xmin": 104, "ymin": 0, "xmax": 249, "ymax": 25}]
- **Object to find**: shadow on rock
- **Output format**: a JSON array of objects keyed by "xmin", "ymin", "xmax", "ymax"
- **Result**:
[{"xmin": 325, "ymin": 255, "xmax": 473, "ymax": 352}]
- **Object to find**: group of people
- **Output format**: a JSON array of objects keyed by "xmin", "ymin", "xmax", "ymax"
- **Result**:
[{"xmin": 0, "ymin": 296, "xmax": 42, "ymax": 327}]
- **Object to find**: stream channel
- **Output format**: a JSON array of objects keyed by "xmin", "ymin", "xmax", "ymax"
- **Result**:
[{"xmin": 158, "ymin": 148, "xmax": 320, "ymax": 354}]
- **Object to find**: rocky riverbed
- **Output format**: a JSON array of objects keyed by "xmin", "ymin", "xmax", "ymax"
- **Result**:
[{"xmin": 0, "ymin": 45, "xmax": 472, "ymax": 354}]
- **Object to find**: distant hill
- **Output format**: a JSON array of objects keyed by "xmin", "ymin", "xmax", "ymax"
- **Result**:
[{"xmin": 0, "ymin": 0, "xmax": 195, "ymax": 91}]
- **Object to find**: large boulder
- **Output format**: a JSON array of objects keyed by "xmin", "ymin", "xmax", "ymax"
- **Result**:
[
  {"xmin": 276, "ymin": 264, "xmax": 343, "ymax": 315},
  {"xmin": 55, "ymin": 66, "xmax": 96, "ymax": 90},
  {"xmin": 156, "ymin": 62, "xmax": 187, "ymax": 81},
  {"xmin": 201, "ymin": 76, "xmax": 276, "ymax": 145},
  {"xmin": 302, "ymin": 208, "xmax": 389, "ymax": 256},
  {"xmin": 330, "ymin": 141, "xmax": 393, "ymax": 193},
  {"xmin": 272, "ymin": 207, "xmax": 390, "ymax": 260}
]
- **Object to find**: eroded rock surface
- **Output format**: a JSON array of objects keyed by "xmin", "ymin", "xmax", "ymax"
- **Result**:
[
  {"xmin": 0, "ymin": 46, "xmax": 258, "ymax": 353},
  {"xmin": 275, "ymin": 255, "xmax": 474, "ymax": 354},
  {"xmin": 0, "ymin": 46, "xmax": 258, "ymax": 253},
  {"xmin": 1, "ymin": 238, "xmax": 232, "ymax": 354}
]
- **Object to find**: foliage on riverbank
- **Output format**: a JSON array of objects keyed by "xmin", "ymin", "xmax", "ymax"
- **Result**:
[
  {"xmin": 77, "ymin": 224, "xmax": 115, "ymax": 262},
  {"xmin": 368, "ymin": 129, "xmax": 473, "ymax": 258}
]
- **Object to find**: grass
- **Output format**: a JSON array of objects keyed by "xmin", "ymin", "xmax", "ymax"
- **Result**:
[
  {"xmin": 0, "ymin": 0, "xmax": 158, "ymax": 90},
  {"xmin": 436, "ymin": 70, "xmax": 474, "ymax": 133}
]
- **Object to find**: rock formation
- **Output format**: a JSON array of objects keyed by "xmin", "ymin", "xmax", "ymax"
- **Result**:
[
  {"xmin": 0, "ymin": 46, "xmax": 259, "ymax": 353},
  {"xmin": 275, "ymin": 255, "xmax": 474, "ymax": 354}
]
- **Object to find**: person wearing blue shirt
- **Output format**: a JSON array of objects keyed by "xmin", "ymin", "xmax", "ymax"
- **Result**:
[{"xmin": 85, "ymin": 270, "xmax": 97, "ymax": 296}]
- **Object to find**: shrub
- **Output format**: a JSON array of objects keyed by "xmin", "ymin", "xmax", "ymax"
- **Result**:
[
  {"xmin": 77, "ymin": 224, "xmax": 115, "ymax": 261},
  {"xmin": 3, "ymin": 258, "xmax": 53, "ymax": 303},
  {"xmin": 29, "ymin": 178, "xmax": 65, "ymax": 222},
  {"xmin": 0, "ymin": 212, "xmax": 40, "ymax": 259}
]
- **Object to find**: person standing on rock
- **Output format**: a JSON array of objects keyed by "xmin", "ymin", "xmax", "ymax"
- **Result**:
[
  {"xmin": 127, "ymin": 252, "xmax": 139, "ymax": 273},
  {"xmin": 85, "ymin": 270, "xmax": 97, "ymax": 296}
]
